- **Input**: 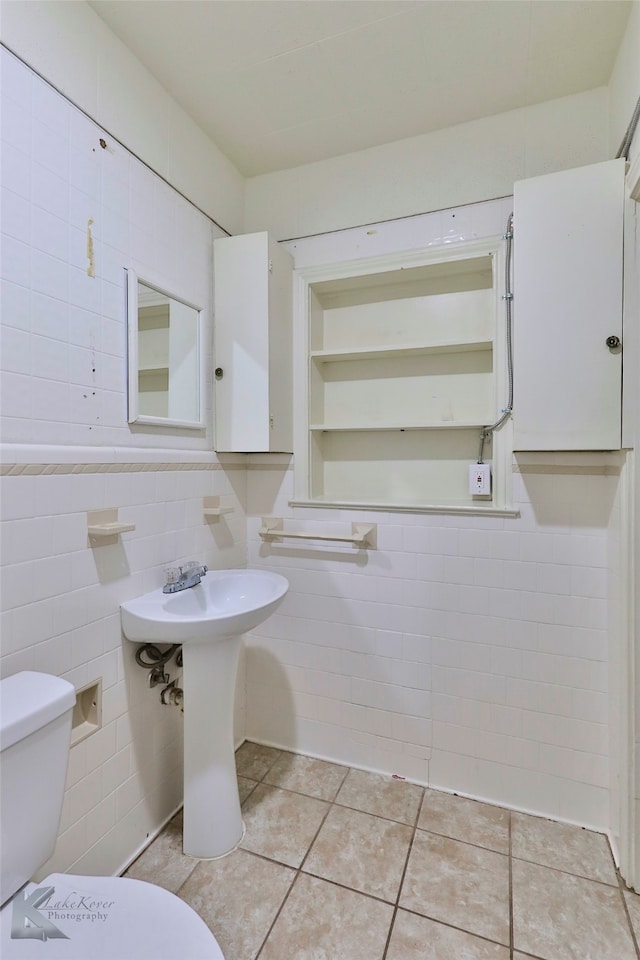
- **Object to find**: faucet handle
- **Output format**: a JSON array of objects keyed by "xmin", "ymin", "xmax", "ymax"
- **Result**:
[
  {"xmin": 164, "ymin": 566, "xmax": 180, "ymax": 584},
  {"xmin": 180, "ymin": 560, "xmax": 207, "ymax": 576}
]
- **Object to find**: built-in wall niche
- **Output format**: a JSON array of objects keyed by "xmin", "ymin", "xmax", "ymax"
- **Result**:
[
  {"xmin": 126, "ymin": 270, "xmax": 205, "ymax": 429},
  {"xmin": 293, "ymin": 238, "xmax": 514, "ymax": 513}
]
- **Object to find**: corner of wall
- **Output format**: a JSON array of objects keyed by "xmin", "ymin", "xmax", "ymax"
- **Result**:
[
  {"xmin": 1, "ymin": 0, "xmax": 245, "ymax": 234},
  {"xmin": 608, "ymin": 0, "xmax": 640, "ymax": 155}
]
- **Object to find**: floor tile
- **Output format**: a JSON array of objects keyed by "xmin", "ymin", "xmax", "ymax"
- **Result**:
[
  {"xmin": 400, "ymin": 830, "xmax": 510, "ymax": 945},
  {"xmin": 386, "ymin": 910, "xmax": 510, "ymax": 960},
  {"xmin": 336, "ymin": 767, "xmax": 424, "ymax": 825},
  {"xmin": 512, "ymin": 858, "xmax": 636, "ymax": 960},
  {"xmin": 418, "ymin": 788, "xmax": 509, "ymax": 854},
  {"xmin": 624, "ymin": 888, "xmax": 640, "ymax": 941},
  {"xmin": 259, "ymin": 872, "xmax": 393, "ymax": 960},
  {"xmin": 123, "ymin": 812, "xmax": 196, "ymax": 892},
  {"xmin": 178, "ymin": 847, "xmax": 294, "ymax": 960},
  {"xmin": 512, "ymin": 812, "xmax": 618, "ymax": 885},
  {"xmin": 240, "ymin": 782, "xmax": 329, "ymax": 867},
  {"xmin": 235, "ymin": 740, "xmax": 281, "ymax": 780},
  {"xmin": 263, "ymin": 750, "xmax": 348, "ymax": 800},
  {"xmin": 238, "ymin": 775, "xmax": 258, "ymax": 804},
  {"xmin": 304, "ymin": 804, "xmax": 413, "ymax": 902}
]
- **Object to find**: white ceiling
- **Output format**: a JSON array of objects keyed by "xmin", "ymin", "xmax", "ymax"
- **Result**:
[{"xmin": 88, "ymin": 0, "xmax": 632, "ymax": 177}]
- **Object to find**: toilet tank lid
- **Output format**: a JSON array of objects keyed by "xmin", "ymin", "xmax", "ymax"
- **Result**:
[{"xmin": 0, "ymin": 672, "xmax": 76, "ymax": 751}]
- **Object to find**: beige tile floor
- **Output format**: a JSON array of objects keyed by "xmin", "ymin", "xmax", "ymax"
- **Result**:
[{"xmin": 125, "ymin": 741, "xmax": 640, "ymax": 960}]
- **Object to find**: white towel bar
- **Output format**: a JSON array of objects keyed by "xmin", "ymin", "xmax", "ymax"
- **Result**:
[{"xmin": 259, "ymin": 518, "xmax": 376, "ymax": 548}]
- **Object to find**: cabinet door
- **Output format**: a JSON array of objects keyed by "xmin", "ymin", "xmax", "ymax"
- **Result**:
[
  {"xmin": 214, "ymin": 232, "xmax": 292, "ymax": 452},
  {"xmin": 513, "ymin": 158, "xmax": 624, "ymax": 450}
]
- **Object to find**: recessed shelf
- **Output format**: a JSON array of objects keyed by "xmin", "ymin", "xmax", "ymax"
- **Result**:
[
  {"xmin": 310, "ymin": 339, "xmax": 493, "ymax": 363},
  {"xmin": 71, "ymin": 678, "xmax": 102, "ymax": 746},
  {"xmin": 298, "ymin": 237, "xmax": 507, "ymax": 511}
]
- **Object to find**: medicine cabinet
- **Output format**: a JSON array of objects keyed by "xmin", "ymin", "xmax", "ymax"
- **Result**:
[
  {"xmin": 513, "ymin": 157, "xmax": 624, "ymax": 450},
  {"xmin": 213, "ymin": 232, "xmax": 293, "ymax": 452},
  {"xmin": 292, "ymin": 237, "xmax": 513, "ymax": 513},
  {"xmin": 126, "ymin": 270, "xmax": 204, "ymax": 429}
]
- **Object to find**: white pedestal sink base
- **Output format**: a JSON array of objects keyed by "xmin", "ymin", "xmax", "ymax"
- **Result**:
[
  {"xmin": 182, "ymin": 634, "xmax": 243, "ymax": 859},
  {"xmin": 120, "ymin": 569, "xmax": 289, "ymax": 859}
]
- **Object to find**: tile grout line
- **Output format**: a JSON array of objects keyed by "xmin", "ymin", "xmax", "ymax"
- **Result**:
[
  {"xmin": 509, "ymin": 809, "xmax": 514, "ymax": 960},
  {"xmin": 380, "ymin": 782, "xmax": 426, "ymax": 960},
  {"xmin": 617, "ymin": 872, "xmax": 640, "ymax": 959},
  {"xmin": 296, "ymin": 764, "xmax": 350, "ymax": 875},
  {"xmin": 253, "ymin": 869, "xmax": 299, "ymax": 960},
  {"xmin": 240, "ymin": 742, "xmax": 294, "ymax": 960},
  {"xmin": 510, "ymin": 853, "xmax": 626, "ymax": 888},
  {"xmin": 254, "ymin": 755, "xmax": 350, "ymax": 959}
]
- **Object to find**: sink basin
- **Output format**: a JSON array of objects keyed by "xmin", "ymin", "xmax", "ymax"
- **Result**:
[
  {"xmin": 120, "ymin": 568, "xmax": 289, "ymax": 860},
  {"xmin": 121, "ymin": 568, "xmax": 289, "ymax": 643}
]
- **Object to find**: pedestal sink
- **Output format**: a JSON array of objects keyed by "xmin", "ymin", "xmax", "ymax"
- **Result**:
[{"xmin": 120, "ymin": 569, "xmax": 288, "ymax": 859}]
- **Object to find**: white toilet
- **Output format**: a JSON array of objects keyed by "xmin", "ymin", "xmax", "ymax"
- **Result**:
[{"xmin": 0, "ymin": 671, "xmax": 225, "ymax": 959}]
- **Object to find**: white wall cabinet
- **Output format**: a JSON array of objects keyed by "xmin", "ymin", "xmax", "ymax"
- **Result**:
[
  {"xmin": 214, "ymin": 232, "xmax": 293, "ymax": 452},
  {"xmin": 513, "ymin": 158, "xmax": 624, "ymax": 450},
  {"xmin": 293, "ymin": 239, "xmax": 513, "ymax": 512}
]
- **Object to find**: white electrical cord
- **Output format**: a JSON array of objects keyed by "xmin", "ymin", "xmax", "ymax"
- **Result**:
[{"xmin": 478, "ymin": 213, "xmax": 514, "ymax": 464}]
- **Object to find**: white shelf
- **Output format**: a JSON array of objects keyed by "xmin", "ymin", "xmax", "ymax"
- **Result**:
[
  {"xmin": 297, "ymin": 237, "xmax": 506, "ymax": 510},
  {"xmin": 139, "ymin": 365, "xmax": 169, "ymax": 375},
  {"xmin": 310, "ymin": 339, "xmax": 493, "ymax": 363},
  {"xmin": 309, "ymin": 421, "xmax": 489, "ymax": 432},
  {"xmin": 290, "ymin": 497, "xmax": 519, "ymax": 518}
]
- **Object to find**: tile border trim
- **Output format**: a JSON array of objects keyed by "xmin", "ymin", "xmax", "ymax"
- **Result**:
[{"xmin": 0, "ymin": 461, "xmax": 240, "ymax": 476}]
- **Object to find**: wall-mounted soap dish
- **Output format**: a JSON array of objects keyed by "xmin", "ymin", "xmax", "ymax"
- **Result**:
[
  {"xmin": 203, "ymin": 496, "xmax": 233, "ymax": 520},
  {"xmin": 87, "ymin": 507, "xmax": 135, "ymax": 539}
]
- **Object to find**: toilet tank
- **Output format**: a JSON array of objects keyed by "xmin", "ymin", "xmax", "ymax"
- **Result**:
[{"xmin": 0, "ymin": 672, "xmax": 76, "ymax": 906}]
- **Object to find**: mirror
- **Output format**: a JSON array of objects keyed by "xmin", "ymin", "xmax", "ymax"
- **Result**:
[{"xmin": 126, "ymin": 270, "xmax": 204, "ymax": 429}]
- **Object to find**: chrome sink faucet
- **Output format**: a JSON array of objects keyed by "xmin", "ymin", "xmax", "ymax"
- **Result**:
[{"xmin": 163, "ymin": 561, "xmax": 208, "ymax": 594}]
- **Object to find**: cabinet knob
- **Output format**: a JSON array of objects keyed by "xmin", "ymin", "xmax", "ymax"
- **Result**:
[
  {"xmin": 215, "ymin": 367, "xmax": 224, "ymax": 380},
  {"xmin": 605, "ymin": 335, "xmax": 621, "ymax": 350}
]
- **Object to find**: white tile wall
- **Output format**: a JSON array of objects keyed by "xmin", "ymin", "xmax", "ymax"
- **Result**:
[
  {"xmin": 0, "ymin": 47, "xmax": 221, "ymax": 451},
  {"xmin": 246, "ymin": 461, "xmax": 614, "ymax": 828},
  {"xmin": 0, "ymin": 49, "xmax": 247, "ymax": 878},
  {"xmin": 0, "ymin": 462, "xmax": 247, "ymax": 878},
  {"xmin": 243, "ymin": 205, "xmax": 620, "ymax": 832}
]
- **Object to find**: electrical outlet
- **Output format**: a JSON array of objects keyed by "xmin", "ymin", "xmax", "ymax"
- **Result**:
[{"xmin": 469, "ymin": 463, "xmax": 491, "ymax": 495}]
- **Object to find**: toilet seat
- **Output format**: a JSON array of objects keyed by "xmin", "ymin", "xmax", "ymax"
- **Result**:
[{"xmin": 0, "ymin": 872, "xmax": 224, "ymax": 959}]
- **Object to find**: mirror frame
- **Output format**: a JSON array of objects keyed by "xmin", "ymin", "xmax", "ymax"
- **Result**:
[{"xmin": 126, "ymin": 269, "xmax": 205, "ymax": 430}]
